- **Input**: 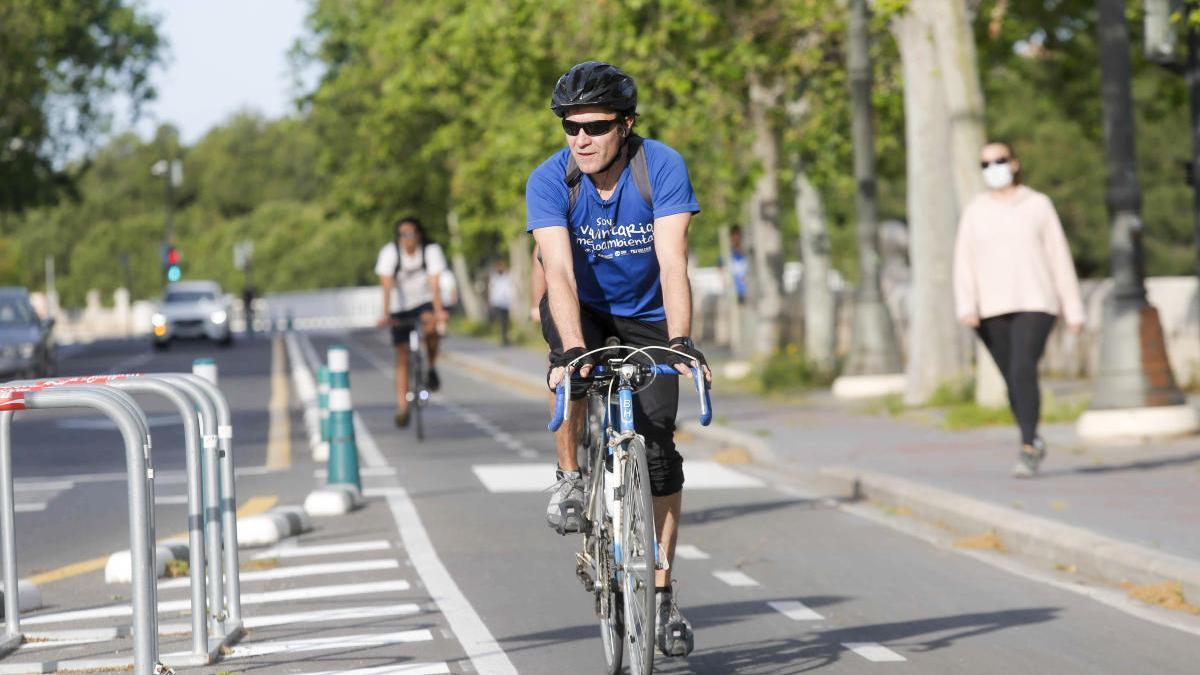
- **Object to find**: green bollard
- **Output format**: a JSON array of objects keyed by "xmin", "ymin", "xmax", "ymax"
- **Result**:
[
  {"xmin": 326, "ymin": 345, "xmax": 361, "ymax": 490},
  {"xmin": 318, "ymin": 365, "xmax": 331, "ymax": 445}
]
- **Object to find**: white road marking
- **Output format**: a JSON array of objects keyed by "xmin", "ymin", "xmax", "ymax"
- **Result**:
[
  {"xmin": 159, "ymin": 559, "xmax": 399, "ymax": 589},
  {"xmin": 354, "ymin": 412, "xmax": 389, "ymax": 468},
  {"xmin": 843, "ymin": 642, "xmax": 906, "ymax": 662},
  {"xmin": 244, "ymin": 604, "xmax": 421, "ymax": 628},
  {"xmin": 253, "ymin": 539, "xmax": 392, "ymax": 560},
  {"xmin": 472, "ymin": 461, "xmax": 762, "ymax": 493},
  {"xmin": 388, "ymin": 486, "xmax": 519, "ymax": 675},
  {"xmin": 674, "ymin": 545, "xmax": 711, "ymax": 560},
  {"xmin": 471, "ymin": 464, "xmax": 553, "ymax": 493},
  {"xmin": 22, "ymin": 580, "xmax": 411, "ymax": 625},
  {"xmin": 153, "ymin": 495, "xmax": 190, "ymax": 506},
  {"xmin": 712, "ymin": 570, "xmax": 760, "ymax": 587},
  {"xmin": 309, "ymin": 664, "xmax": 451, "ymax": 675},
  {"xmin": 517, "ymin": 449, "xmax": 539, "ymax": 459},
  {"xmin": 15, "ymin": 502, "xmax": 47, "ymax": 513},
  {"xmin": 769, "ymin": 600, "xmax": 825, "ymax": 621},
  {"xmin": 314, "ymin": 466, "xmax": 397, "ymax": 478},
  {"xmin": 219, "ymin": 630, "xmax": 433, "ymax": 659}
]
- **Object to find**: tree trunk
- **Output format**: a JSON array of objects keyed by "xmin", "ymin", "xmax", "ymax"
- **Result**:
[
  {"xmin": 893, "ymin": 8, "xmax": 969, "ymax": 404},
  {"xmin": 746, "ymin": 73, "xmax": 785, "ymax": 358},
  {"xmin": 923, "ymin": 0, "xmax": 1007, "ymax": 405},
  {"xmin": 508, "ymin": 233, "xmax": 531, "ymax": 330},
  {"xmin": 446, "ymin": 210, "xmax": 487, "ymax": 323},
  {"xmin": 793, "ymin": 160, "xmax": 836, "ymax": 373}
]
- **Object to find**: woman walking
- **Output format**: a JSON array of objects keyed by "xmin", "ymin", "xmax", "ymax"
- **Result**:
[{"xmin": 954, "ymin": 142, "xmax": 1085, "ymax": 478}]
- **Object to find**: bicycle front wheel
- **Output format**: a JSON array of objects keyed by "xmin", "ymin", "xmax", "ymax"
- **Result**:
[
  {"xmin": 409, "ymin": 351, "xmax": 425, "ymax": 441},
  {"xmin": 620, "ymin": 437, "xmax": 656, "ymax": 675}
]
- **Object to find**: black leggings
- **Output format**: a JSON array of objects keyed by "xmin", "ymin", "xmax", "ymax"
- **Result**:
[{"xmin": 976, "ymin": 312, "xmax": 1057, "ymax": 445}]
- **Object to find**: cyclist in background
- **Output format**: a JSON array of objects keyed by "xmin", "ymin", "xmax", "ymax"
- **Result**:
[
  {"xmin": 526, "ymin": 61, "xmax": 710, "ymax": 658},
  {"xmin": 375, "ymin": 216, "xmax": 449, "ymax": 427}
]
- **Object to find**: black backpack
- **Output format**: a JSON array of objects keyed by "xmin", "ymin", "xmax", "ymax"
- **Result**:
[{"xmin": 563, "ymin": 135, "xmax": 653, "ymax": 221}]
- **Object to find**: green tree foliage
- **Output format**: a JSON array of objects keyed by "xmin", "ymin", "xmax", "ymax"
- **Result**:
[{"xmin": 0, "ymin": 0, "xmax": 162, "ymax": 213}]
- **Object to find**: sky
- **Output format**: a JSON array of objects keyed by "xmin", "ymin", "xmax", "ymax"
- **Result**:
[{"xmin": 122, "ymin": 0, "xmax": 317, "ymax": 145}]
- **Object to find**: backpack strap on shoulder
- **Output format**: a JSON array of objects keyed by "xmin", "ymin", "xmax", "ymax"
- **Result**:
[{"xmin": 562, "ymin": 135, "xmax": 654, "ymax": 219}]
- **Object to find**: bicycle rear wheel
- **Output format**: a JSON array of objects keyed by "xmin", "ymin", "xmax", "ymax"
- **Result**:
[
  {"xmin": 597, "ymin": 527, "xmax": 624, "ymax": 675},
  {"xmin": 620, "ymin": 437, "xmax": 656, "ymax": 675}
]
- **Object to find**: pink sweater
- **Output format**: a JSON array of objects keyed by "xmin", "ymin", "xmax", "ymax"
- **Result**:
[{"xmin": 953, "ymin": 186, "xmax": 1086, "ymax": 326}]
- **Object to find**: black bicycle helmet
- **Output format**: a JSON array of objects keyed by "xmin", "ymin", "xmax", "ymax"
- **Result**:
[{"xmin": 550, "ymin": 61, "xmax": 637, "ymax": 117}]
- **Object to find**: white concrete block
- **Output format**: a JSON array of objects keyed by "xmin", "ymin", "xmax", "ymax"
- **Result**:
[
  {"xmin": 304, "ymin": 487, "xmax": 355, "ymax": 517},
  {"xmin": 831, "ymin": 373, "xmax": 906, "ymax": 399},
  {"xmin": 313, "ymin": 440, "xmax": 330, "ymax": 462},
  {"xmin": 1077, "ymin": 404, "xmax": 1200, "ymax": 443},
  {"xmin": 104, "ymin": 545, "xmax": 176, "ymax": 584},
  {"xmin": 0, "ymin": 579, "xmax": 43, "ymax": 612},
  {"xmin": 237, "ymin": 514, "xmax": 287, "ymax": 548},
  {"xmin": 274, "ymin": 505, "xmax": 313, "ymax": 535}
]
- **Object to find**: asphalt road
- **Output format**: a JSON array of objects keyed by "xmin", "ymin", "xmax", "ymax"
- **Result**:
[{"xmin": 5, "ymin": 330, "xmax": 1197, "ymax": 674}]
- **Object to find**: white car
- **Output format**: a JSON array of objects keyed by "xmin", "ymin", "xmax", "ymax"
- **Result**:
[{"xmin": 152, "ymin": 281, "xmax": 233, "ymax": 349}]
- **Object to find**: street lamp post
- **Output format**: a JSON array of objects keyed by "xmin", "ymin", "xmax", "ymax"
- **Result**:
[
  {"xmin": 1078, "ymin": 0, "xmax": 1197, "ymax": 440},
  {"xmin": 833, "ymin": 0, "xmax": 904, "ymax": 399}
]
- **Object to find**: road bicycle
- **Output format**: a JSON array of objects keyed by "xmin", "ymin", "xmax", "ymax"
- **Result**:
[
  {"xmin": 388, "ymin": 317, "xmax": 430, "ymax": 440},
  {"xmin": 549, "ymin": 345, "xmax": 711, "ymax": 675}
]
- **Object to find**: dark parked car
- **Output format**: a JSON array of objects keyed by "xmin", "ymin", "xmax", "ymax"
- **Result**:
[{"xmin": 0, "ymin": 288, "xmax": 56, "ymax": 380}]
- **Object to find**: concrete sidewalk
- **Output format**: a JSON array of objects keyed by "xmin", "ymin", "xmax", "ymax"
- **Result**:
[{"xmin": 442, "ymin": 334, "xmax": 1200, "ymax": 606}]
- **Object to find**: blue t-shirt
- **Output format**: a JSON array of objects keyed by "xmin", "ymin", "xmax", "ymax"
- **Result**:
[{"xmin": 525, "ymin": 139, "xmax": 700, "ymax": 321}]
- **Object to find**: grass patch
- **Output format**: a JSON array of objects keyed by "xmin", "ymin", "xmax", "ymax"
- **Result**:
[
  {"xmin": 751, "ymin": 345, "xmax": 836, "ymax": 395},
  {"xmin": 164, "ymin": 559, "xmax": 189, "ymax": 578}
]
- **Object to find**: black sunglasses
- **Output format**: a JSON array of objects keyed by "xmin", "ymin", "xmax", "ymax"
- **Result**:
[
  {"xmin": 980, "ymin": 157, "xmax": 1011, "ymax": 169},
  {"xmin": 562, "ymin": 117, "xmax": 622, "ymax": 137}
]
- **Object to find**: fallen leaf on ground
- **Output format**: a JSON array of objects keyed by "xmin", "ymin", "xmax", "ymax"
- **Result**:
[
  {"xmin": 241, "ymin": 557, "xmax": 279, "ymax": 572},
  {"xmin": 1121, "ymin": 581, "xmax": 1200, "ymax": 615},
  {"xmin": 955, "ymin": 531, "xmax": 1006, "ymax": 552},
  {"xmin": 713, "ymin": 447, "xmax": 752, "ymax": 465}
]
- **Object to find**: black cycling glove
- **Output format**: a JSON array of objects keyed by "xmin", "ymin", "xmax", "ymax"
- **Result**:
[
  {"xmin": 547, "ymin": 346, "xmax": 592, "ymax": 391},
  {"xmin": 666, "ymin": 336, "xmax": 708, "ymax": 370}
]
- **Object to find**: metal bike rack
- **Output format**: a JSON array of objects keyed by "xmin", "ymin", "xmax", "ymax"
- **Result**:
[
  {"xmin": 157, "ymin": 373, "xmax": 244, "ymax": 634},
  {"xmin": 0, "ymin": 385, "xmax": 160, "ymax": 673},
  {"xmin": 0, "ymin": 370, "xmax": 247, "ymax": 669}
]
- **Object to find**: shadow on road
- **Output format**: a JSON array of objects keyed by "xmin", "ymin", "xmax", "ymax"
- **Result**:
[{"xmin": 681, "ymin": 499, "xmax": 825, "ymax": 527}]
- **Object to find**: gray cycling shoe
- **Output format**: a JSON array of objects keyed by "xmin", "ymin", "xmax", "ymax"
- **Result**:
[
  {"xmin": 656, "ymin": 584, "xmax": 694, "ymax": 657},
  {"xmin": 1012, "ymin": 437, "xmax": 1047, "ymax": 478},
  {"xmin": 546, "ymin": 469, "xmax": 585, "ymax": 534}
]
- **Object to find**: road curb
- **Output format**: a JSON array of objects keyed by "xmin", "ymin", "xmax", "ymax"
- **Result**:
[
  {"xmin": 0, "ymin": 579, "xmax": 42, "ymax": 614},
  {"xmin": 237, "ymin": 505, "xmax": 313, "ymax": 548},
  {"xmin": 304, "ymin": 483, "xmax": 363, "ymax": 517},
  {"xmin": 442, "ymin": 350, "xmax": 546, "ymax": 398}
]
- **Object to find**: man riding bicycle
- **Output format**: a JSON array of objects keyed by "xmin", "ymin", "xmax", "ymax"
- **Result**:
[
  {"xmin": 375, "ymin": 216, "xmax": 449, "ymax": 427},
  {"xmin": 526, "ymin": 61, "xmax": 710, "ymax": 658}
]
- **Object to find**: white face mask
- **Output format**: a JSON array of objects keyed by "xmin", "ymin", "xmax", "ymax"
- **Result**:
[{"xmin": 982, "ymin": 162, "xmax": 1014, "ymax": 190}]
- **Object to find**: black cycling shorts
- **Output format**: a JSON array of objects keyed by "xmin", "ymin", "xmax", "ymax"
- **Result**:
[
  {"xmin": 540, "ymin": 295, "xmax": 683, "ymax": 497},
  {"xmin": 390, "ymin": 302, "xmax": 433, "ymax": 346}
]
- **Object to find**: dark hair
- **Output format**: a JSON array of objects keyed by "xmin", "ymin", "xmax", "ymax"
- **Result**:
[
  {"xmin": 729, "ymin": 224, "xmax": 743, "ymax": 235},
  {"xmin": 393, "ymin": 216, "xmax": 428, "ymax": 277},
  {"xmin": 985, "ymin": 141, "xmax": 1022, "ymax": 185}
]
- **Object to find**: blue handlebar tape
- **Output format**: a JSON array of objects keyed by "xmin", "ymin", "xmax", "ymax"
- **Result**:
[
  {"xmin": 694, "ymin": 365, "xmax": 713, "ymax": 426},
  {"xmin": 548, "ymin": 383, "xmax": 567, "ymax": 432},
  {"xmin": 652, "ymin": 364, "xmax": 678, "ymax": 375}
]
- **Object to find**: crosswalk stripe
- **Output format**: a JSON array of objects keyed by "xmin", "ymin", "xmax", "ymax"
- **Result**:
[
  {"xmin": 22, "ymin": 580, "xmax": 412, "ymax": 625},
  {"xmin": 712, "ymin": 570, "xmax": 760, "ymax": 587},
  {"xmin": 14, "ymin": 480, "xmax": 74, "ymax": 492},
  {"xmin": 674, "ymin": 545, "xmax": 710, "ymax": 560},
  {"xmin": 216, "ymin": 630, "xmax": 433, "ymax": 659},
  {"xmin": 472, "ymin": 461, "xmax": 763, "ymax": 493},
  {"xmin": 159, "ymin": 559, "xmax": 400, "ymax": 590},
  {"xmin": 244, "ymin": 604, "xmax": 422, "ymax": 629},
  {"xmin": 15, "ymin": 502, "xmax": 47, "ymax": 513},
  {"xmin": 253, "ymin": 539, "xmax": 392, "ymax": 560},
  {"xmin": 154, "ymin": 495, "xmax": 190, "ymax": 506},
  {"xmin": 769, "ymin": 600, "xmax": 824, "ymax": 621},
  {"xmin": 843, "ymin": 642, "xmax": 907, "ymax": 662},
  {"xmin": 308, "ymin": 664, "xmax": 451, "ymax": 675}
]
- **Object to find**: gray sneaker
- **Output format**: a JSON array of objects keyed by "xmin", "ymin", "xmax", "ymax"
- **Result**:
[
  {"xmin": 1012, "ymin": 437, "xmax": 1047, "ymax": 478},
  {"xmin": 546, "ymin": 469, "xmax": 584, "ymax": 534},
  {"xmin": 655, "ymin": 584, "xmax": 694, "ymax": 657}
]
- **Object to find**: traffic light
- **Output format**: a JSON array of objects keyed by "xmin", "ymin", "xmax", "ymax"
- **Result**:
[{"xmin": 164, "ymin": 245, "xmax": 182, "ymax": 282}]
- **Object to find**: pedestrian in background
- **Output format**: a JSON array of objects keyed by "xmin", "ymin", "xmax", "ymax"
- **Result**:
[
  {"xmin": 719, "ymin": 224, "xmax": 749, "ymax": 303},
  {"xmin": 488, "ymin": 258, "xmax": 513, "ymax": 346},
  {"xmin": 954, "ymin": 142, "xmax": 1085, "ymax": 478}
]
